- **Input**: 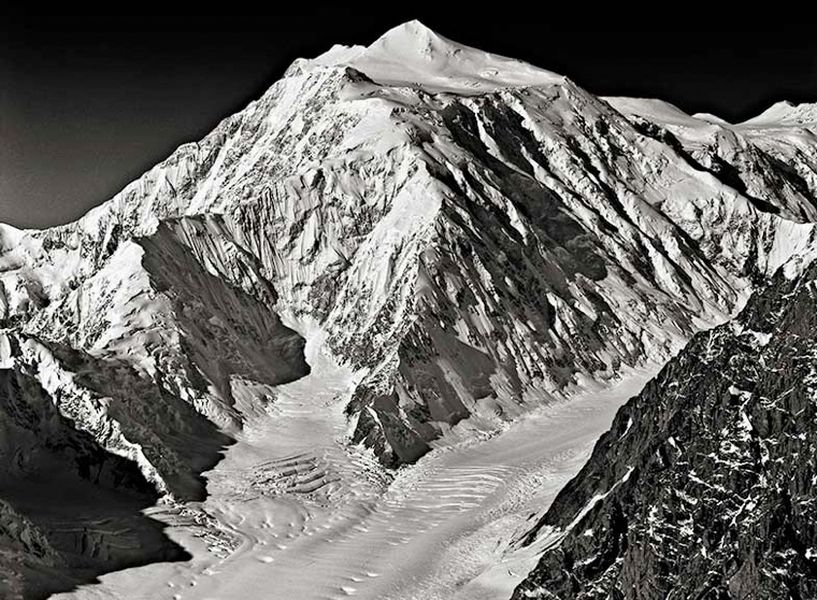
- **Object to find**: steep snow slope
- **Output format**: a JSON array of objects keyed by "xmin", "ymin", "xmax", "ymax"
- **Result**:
[
  {"xmin": 3, "ymin": 19, "xmax": 817, "ymax": 598},
  {"xmin": 512, "ymin": 259, "xmax": 817, "ymax": 600},
  {"xmin": 607, "ymin": 95, "xmax": 817, "ymax": 221}
]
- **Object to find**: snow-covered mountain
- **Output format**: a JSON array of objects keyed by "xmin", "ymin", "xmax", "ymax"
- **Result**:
[{"xmin": 2, "ymin": 20, "xmax": 817, "ymax": 599}]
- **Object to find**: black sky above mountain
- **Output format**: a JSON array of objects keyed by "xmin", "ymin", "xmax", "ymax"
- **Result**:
[{"xmin": 2, "ymin": 15, "xmax": 816, "ymax": 228}]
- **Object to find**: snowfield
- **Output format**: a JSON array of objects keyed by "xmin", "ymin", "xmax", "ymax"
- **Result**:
[{"xmin": 53, "ymin": 330, "xmax": 657, "ymax": 600}]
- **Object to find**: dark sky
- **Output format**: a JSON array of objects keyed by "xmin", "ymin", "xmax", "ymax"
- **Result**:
[{"xmin": 3, "ymin": 16, "xmax": 816, "ymax": 228}]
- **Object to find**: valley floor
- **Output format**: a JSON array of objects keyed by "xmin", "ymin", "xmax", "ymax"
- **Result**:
[{"xmin": 52, "ymin": 346, "xmax": 657, "ymax": 600}]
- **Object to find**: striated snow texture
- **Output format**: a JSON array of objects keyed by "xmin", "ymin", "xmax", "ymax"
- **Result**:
[{"xmin": 2, "ymin": 19, "xmax": 817, "ymax": 599}]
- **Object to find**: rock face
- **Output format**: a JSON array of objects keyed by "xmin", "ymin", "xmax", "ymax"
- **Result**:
[
  {"xmin": 0, "ymin": 364, "xmax": 191, "ymax": 600},
  {"xmin": 512, "ymin": 263, "xmax": 817, "ymax": 599},
  {"xmin": 2, "ymin": 19, "xmax": 817, "ymax": 596}
]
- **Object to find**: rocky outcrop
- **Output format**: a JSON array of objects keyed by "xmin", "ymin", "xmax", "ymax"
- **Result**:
[
  {"xmin": 512, "ymin": 262, "xmax": 817, "ymax": 599},
  {"xmin": 0, "ymin": 367, "xmax": 190, "ymax": 600}
]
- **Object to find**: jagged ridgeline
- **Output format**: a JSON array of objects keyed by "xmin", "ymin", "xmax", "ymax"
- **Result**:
[
  {"xmin": 2, "ymin": 20, "xmax": 817, "ymax": 598},
  {"xmin": 513, "ymin": 262, "xmax": 817, "ymax": 599}
]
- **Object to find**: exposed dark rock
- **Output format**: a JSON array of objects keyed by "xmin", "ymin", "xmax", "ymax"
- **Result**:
[
  {"xmin": 0, "ymin": 370, "xmax": 190, "ymax": 600},
  {"xmin": 513, "ymin": 263, "xmax": 817, "ymax": 599}
]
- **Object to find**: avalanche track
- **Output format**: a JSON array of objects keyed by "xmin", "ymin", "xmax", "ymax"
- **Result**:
[{"xmin": 53, "ymin": 339, "xmax": 656, "ymax": 600}]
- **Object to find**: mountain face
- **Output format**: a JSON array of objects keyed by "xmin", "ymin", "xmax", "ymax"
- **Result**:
[
  {"xmin": 2, "ymin": 20, "xmax": 817, "ymax": 598},
  {"xmin": 512, "ymin": 262, "xmax": 817, "ymax": 600},
  {"xmin": 0, "ymin": 358, "xmax": 193, "ymax": 600}
]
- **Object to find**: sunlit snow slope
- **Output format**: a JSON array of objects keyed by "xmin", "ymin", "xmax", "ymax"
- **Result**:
[{"xmin": 2, "ymin": 19, "xmax": 817, "ymax": 599}]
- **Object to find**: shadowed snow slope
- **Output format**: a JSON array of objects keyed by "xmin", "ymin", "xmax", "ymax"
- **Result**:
[{"xmin": 2, "ymin": 20, "xmax": 817, "ymax": 599}]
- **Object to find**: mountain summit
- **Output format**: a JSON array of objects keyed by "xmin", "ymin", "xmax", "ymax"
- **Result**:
[
  {"xmin": 742, "ymin": 99, "xmax": 817, "ymax": 127},
  {"xmin": 312, "ymin": 19, "xmax": 563, "ymax": 93},
  {"xmin": 3, "ymin": 21, "xmax": 817, "ymax": 599}
]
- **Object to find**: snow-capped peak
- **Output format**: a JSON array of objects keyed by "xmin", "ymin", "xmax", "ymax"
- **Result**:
[
  {"xmin": 741, "ymin": 100, "xmax": 817, "ymax": 127},
  {"xmin": 313, "ymin": 19, "xmax": 563, "ymax": 93}
]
